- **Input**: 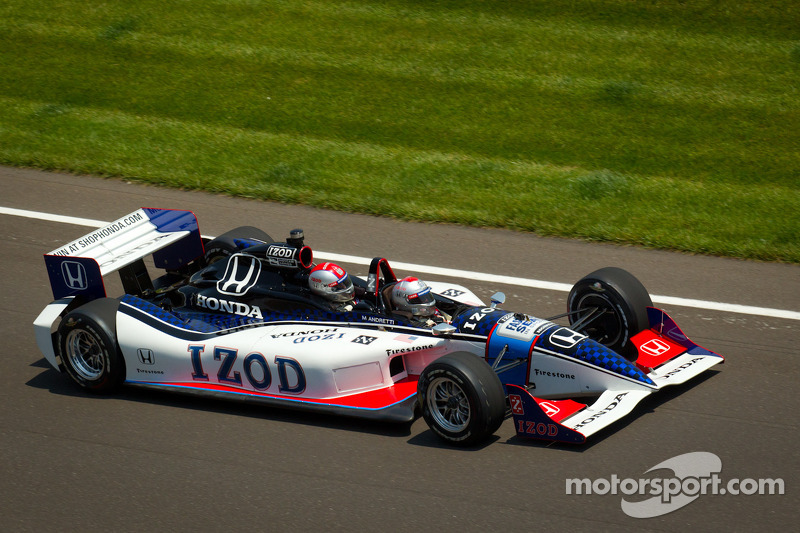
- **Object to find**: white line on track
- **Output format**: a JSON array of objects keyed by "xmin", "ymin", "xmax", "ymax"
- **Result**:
[{"xmin": 4, "ymin": 206, "xmax": 798, "ymax": 321}]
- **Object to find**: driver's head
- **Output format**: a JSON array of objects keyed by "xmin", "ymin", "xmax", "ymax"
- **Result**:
[
  {"xmin": 392, "ymin": 277, "xmax": 436, "ymax": 316},
  {"xmin": 308, "ymin": 263, "xmax": 354, "ymax": 302}
]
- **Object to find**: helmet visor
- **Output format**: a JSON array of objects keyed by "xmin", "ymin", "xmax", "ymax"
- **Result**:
[
  {"xmin": 328, "ymin": 275, "xmax": 354, "ymax": 302},
  {"xmin": 406, "ymin": 288, "xmax": 435, "ymax": 306}
]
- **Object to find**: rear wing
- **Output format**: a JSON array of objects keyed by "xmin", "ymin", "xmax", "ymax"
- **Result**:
[{"xmin": 43, "ymin": 208, "xmax": 204, "ymax": 301}]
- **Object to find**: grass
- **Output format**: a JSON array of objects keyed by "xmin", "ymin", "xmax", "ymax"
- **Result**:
[{"xmin": 0, "ymin": 0, "xmax": 798, "ymax": 262}]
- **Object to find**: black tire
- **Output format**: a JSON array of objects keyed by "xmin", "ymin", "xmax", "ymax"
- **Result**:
[
  {"xmin": 57, "ymin": 298, "xmax": 125, "ymax": 393},
  {"xmin": 204, "ymin": 226, "xmax": 274, "ymax": 264},
  {"xmin": 418, "ymin": 352, "xmax": 506, "ymax": 446},
  {"xmin": 567, "ymin": 267, "xmax": 652, "ymax": 361}
]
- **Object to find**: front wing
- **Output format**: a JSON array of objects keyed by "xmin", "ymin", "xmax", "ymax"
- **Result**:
[{"xmin": 509, "ymin": 308, "xmax": 724, "ymax": 443}]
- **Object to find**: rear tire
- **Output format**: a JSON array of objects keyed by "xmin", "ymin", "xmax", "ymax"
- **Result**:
[
  {"xmin": 418, "ymin": 352, "xmax": 506, "ymax": 446},
  {"xmin": 204, "ymin": 226, "xmax": 274, "ymax": 264},
  {"xmin": 57, "ymin": 298, "xmax": 125, "ymax": 393},
  {"xmin": 567, "ymin": 267, "xmax": 652, "ymax": 361}
]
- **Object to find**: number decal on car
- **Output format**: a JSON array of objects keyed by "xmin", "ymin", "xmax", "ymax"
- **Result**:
[{"xmin": 461, "ymin": 308, "xmax": 497, "ymax": 331}]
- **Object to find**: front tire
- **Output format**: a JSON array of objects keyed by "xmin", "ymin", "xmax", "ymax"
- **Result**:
[
  {"xmin": 418, "ymin": 352, "xmax": 506, "ymax": 446},
  {"xmin": 58, "ymin": 299, "xmax": 125, "ymax": 393},
  {"xmin": 567, "ymin": 267, "xmax": 652, "ymax": 361}
]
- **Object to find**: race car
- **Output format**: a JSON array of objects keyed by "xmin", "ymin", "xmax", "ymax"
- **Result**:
[{"xmin": 33, "ymin": 208, "xmax": 724, "ymax": 446}]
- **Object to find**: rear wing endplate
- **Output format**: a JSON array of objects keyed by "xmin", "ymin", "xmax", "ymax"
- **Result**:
[{"xmin": 43, "ymin": 208, "xmax": 203, "ymax": 300}]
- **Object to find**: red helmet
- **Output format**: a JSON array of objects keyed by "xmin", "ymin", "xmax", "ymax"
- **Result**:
[
  {"xmin": 392, "ymin": 277, "xmax": 436, "ymax": 316},
  {"xmin": 308, "ymin": 263, "xmax": 354, "ymax": 302}
]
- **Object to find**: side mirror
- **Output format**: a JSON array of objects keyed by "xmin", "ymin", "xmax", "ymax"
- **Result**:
[
  {"xmin": 490, "ymin": 292, "xmax": 505, "ymax": 308},
  {"xmin": 432, "ymin": 323, "xmax": 457, "ymax": 337}
]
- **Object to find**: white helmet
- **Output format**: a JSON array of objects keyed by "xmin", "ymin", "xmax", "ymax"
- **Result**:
[
  {"xmin": 308, "ymin": 263, "xmax": 354, "ymax": 302},
  {"xmin": 392, "ymin": 277, "xmax": 436, "ymax": 316}
]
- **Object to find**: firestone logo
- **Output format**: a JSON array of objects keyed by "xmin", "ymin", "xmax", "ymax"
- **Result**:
[{"xmin": 566, "ymin": 452, "xmax": 784, "ymax": 518}]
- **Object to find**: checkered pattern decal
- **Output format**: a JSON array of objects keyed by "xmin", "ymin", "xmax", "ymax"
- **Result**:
[
  {"xmin": 120, "ymin": 294, "xmax": 414, "ymax": 336},
  {"xmin": 121, "ymin": 294, "xmax": 262, "ymax": 333},
  {"xmin": 535, "ymin": 325, "xmax": 655, "ymax": 386}
]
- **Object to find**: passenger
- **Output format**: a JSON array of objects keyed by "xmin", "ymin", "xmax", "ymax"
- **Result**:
[
  {"xmin": 308, "ymin": 262, "xmax": 357, "ymax": 311},
  {"xmin": 391, "ymin": 276, "xmax": 447, "ymax": 327}
]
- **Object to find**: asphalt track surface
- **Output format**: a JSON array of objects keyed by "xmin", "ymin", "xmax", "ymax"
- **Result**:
[{"xmin": 2, "ymin": 166, "xmax": 797, "ymax": 531}]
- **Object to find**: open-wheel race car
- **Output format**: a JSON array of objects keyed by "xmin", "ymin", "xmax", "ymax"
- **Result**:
[{"xmin": 34, "ymin": 208, "xmax": 724, "ymax": 446}]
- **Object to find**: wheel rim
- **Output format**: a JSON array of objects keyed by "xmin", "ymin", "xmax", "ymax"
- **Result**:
[
  {"xmin": 426, "ymin": 377, "xmax": 470, "ymax": 433},
  {"xmin": 572, "ymin": 293, "xmax": 625, "ymax": 347},
  {"xmin": 64, "ymin": 328, "xmax": 105, "ymax": 381}
]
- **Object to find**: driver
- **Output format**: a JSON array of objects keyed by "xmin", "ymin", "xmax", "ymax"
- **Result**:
[
  {"xmin": 308, "ymin": 262, "xmax": 357, "ymax": 311},
  {"xmin": 391, "ymin": 277, "xmax": 447, "ymax": 327}
]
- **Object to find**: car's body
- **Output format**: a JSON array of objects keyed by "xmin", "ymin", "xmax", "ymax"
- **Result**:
[{"xmin": 34, "ymin": 208, "xmax": 724, "ymax": 445}]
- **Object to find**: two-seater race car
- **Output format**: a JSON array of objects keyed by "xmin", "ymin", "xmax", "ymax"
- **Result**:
[{"xmin": 34, "ymin": 208, "xmax": 724, "ymax": 446}]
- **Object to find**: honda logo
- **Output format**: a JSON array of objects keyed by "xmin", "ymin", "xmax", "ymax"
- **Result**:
[
  {"xmin": 549, "ymin": 327, "xmax": 586, "ymax": 349},
  {"xmin": 61, "ymin": 261, "xmax": 88, "ymax": 290},
  {"xmin": 137, "ymin": 349, "xmax": 155, "ymax": 365},
  {"xmin": 217, "ymin": 254, "xmax": 261, "ymax": 296},
  {"xmin": 640, "ymin": 338, "xmax": 672, "ymax": 357},
  {"xmin": 539, "ymin": 402, "xmax": 560, "ymax": 417}
]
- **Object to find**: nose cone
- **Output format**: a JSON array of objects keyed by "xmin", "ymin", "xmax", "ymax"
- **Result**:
[{"xmin": 535, "ymin": 326, "xmax": 656, "ymax": 387}]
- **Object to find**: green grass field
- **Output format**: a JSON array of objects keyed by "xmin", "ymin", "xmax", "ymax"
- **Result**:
[{"xmin": 1, "ymin": 0, "xmax": 798, "ymax": 262}]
